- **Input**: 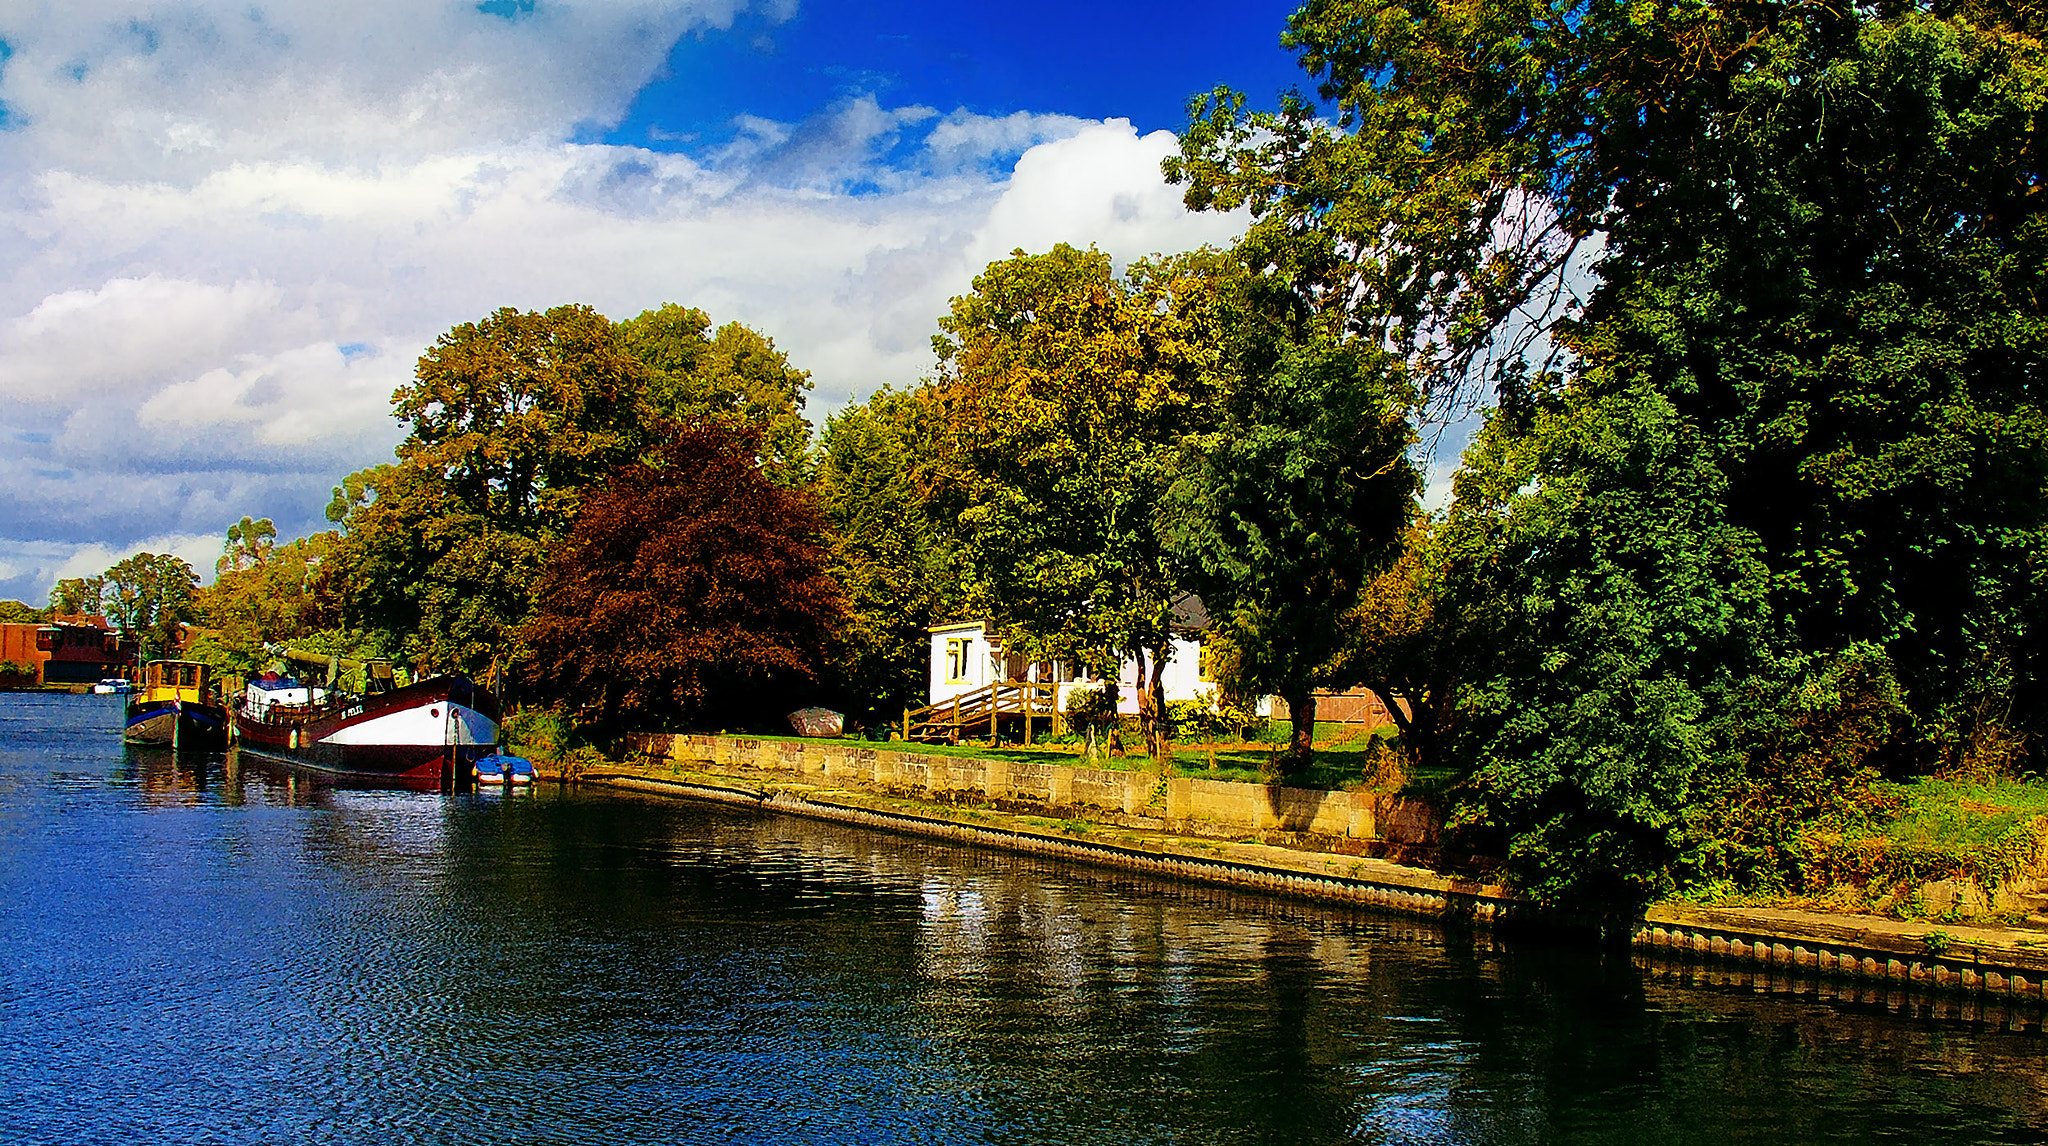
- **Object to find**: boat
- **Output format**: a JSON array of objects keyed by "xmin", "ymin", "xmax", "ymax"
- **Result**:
[
  {"xmin": 230, "ymin": 651, "xmax": 499, "ymax": 788},
  {"xmin": 93, "ymin": 678, "xmax": 133, "ymax": 695},
  {"xmin": 124, "ymin": 661, "xmax": 230, "ymax": 750},
  {"xmin": 506, "ymin": 756, "xmax": 535, "ymax": 785},
  {"xmin": 472, "ymin": 754, "xmax": 508, "ymax": 785}
]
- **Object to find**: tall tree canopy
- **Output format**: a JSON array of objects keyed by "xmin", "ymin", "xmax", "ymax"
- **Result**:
[
  {"xmin": 522, "ymin": 425, "xmax": 847, "ymax": 729},
  {"xmin": 615, "ymin": 303, "xmax": 815, "ymax": 485},
  {"xmin": 816, "ymin": 385, "xmax": 959, "ymax": 724},
  {"xmin": 1179, "ymin": 0, "xmax": 2048, "ymax": 904},
  {"xmin": 190, "ymin": 527, "xmax": 339, "ymax": 674},
  {"xmin": 934, "ymin": 244, "xmax": 1226, "ymax": 760},
  {"xmin": 104, "ymin": 553, "xmax": 198, "ymax": 663},
  {"xmin": 327, "ymin": 304, "xmax": 652, "ymax": 674},
  {"xmin": 1163, "ymin": 325, "xmax": 1416, "ymax": 769},
  {"xmin": 48, "ymin": 577, "xmax": 104, "ymax": 618}
]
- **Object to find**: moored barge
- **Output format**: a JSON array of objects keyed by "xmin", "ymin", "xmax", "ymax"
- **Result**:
[
  {"xmin": 231, "ymin": 655, "xmax": 499, "ymax": 788},
  {"xmin": 125, "ymin": 660, "xmax": 230, "ymax": 750}
]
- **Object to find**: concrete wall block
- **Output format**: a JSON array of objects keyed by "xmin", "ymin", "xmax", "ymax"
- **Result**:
[
  {"xmin": 1048, "ymin": 766, "xmax": 1075, "ymax": 806},
  {"xmin": 1008, "ymin": 761, "xmax": 1054, "ymax": 801},
  {"xmin": 1165, "ymin": 778, "xmax": 1192, "ymax": 821}
]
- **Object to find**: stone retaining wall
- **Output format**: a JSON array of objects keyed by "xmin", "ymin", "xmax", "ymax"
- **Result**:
[{"xmin": 623, "ymin": 732, "xmax": 1439, "ymax": 846}]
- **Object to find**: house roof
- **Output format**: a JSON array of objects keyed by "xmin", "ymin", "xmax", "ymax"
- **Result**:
[
  {"xmin": 1169, "ymin": 594, "xmax": 1210, "ymax": 636},
  {"xmin": 926, "ymin": 619, "xmax": 990, "ymax": 635}
]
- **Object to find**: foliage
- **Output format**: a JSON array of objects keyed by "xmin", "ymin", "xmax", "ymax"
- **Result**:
[
  {"xmin": 0, "ymin": 659, "xmax": 35, "ymax": 684},
  {"xmin": 0, "ymin": 600, "xmax": 48, "ymax": 625},
  {"xmin": 327, "ymin": 304, "xmax": 653, "ymax": 675},
  {"xmin": 1064, "ymin": 683, "xmax": 1118, "ymax": 759},
  {"xmin": 503, "ymin": 707, "xmax": 576, "ymax": 765},
  {"xmin": 48, "ymin": 577, "xmax": 103, "ymax": 617},
  {"xmin": 1163, "ymin": 308, "xmax": 1416, "ymax": 772},
  {"xmin": 192, "ymin": 528, "xmax": 338, "ymax": 673},
  {"xmin": 815, "ymin": 386, "xmax": 960, "ymax": 723},
  {"xmin": 216, "ymin": 516, "xmax": 277, "ymax": 576},
  {"xmin": 615, "ymin": 303, "xmax": 815, "ymax": 485},
  {"xmin": 1184, "ymin": 0, "xmax": 2048, "ymax": 908},
  {"xmin": 103, "ymin": 553, "xmax": 197, "ymax": 663},
  {"xmin": 522, "ymin": 424, "xmax": 848, "ymax": 731},
  {"xmin": 934, "ymin": 243, "xmax": 1226, "ymax": 761}
]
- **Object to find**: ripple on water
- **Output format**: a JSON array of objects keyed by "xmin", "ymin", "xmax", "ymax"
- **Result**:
[{"xmin": 4, "ymin": 695, "xmax": 2048, "ymax": 1144}]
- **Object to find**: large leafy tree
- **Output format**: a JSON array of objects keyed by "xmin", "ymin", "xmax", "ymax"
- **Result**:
[
  {"xmin": 816, "ymin": 385, "xmax": 960, "ymax": 724},
  {"xmin": 48, "ymin": 577, "xmax": 104, "ymax": 617},
  {"xmin": 1163, "ymin": 318, "xmax": 1416, "ymax": 770},
  {"xmin": 327, "ymin": 304, "xmax": 654, "ymax": 675},
  {"xmin": 104, "ymin": 553, "xmax": 198, "ymax": 663},
  {"xmin": 1180, "ymin": 0, "xmax": 2048, "ymax": 904},
  {"xmin": 190, "ymin": 526, "xmax": 339, "ymax": 673},
  {"xmin": 615, "ymin": 303, "xmax": 815, "ymax": 486},
  {"xmin": 522, "ymin": 425, "xmax": 847, "ymax": 729},
  {"xmin": 935, "ymin": 244, "xmax": 1225, "ymax": 761}
]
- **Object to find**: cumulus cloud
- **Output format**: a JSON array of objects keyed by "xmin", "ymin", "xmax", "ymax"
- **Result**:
[{"xmin": 0, "ymin": 4, "xmax": 1247, "ymax": 604}]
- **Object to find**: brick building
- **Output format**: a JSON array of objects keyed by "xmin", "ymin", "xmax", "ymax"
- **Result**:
[{"xmin": 0, "ymin": 616, "xmax": 135, "ymax": 686}]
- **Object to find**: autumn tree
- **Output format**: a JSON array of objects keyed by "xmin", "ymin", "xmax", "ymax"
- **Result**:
[
  {"xmin": 522, "ymin": 424, "xmax": 847, "ymax": 729},
  {"xmin": 327, "ymin": 304, "xmax": 654, "ymax": 675},
  {"xmin": 191, "ymin": 526, "xmax": 339, "ymax": 673},
  {"xmin": 935, "ymin": 244, "xmax": 1225, "ymax": 762}
]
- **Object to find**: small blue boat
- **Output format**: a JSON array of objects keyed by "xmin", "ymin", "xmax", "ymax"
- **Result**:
[{"xmin": 471, "ymin": 754, "xmax": 534, "ymax": 786}]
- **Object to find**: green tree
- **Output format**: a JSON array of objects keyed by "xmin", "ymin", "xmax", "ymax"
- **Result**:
[
  {"xmin": 935, "ymin": 244, "xmax": 1225, "ymax": 762},
  {"xmin": 216, "ymin": 516, "xmax": 278, "ymax": 576},
  {"xmin": 522, "ymin": 424, "xmax": 847, "ymax": 730},
  {"xmin": 1163, "ymin": 319, "xmax": 1416, "ymax": 772},
  {"xmin": 816, "ymin": 385, "xmax": 960, "ymax": 724},
  {"xmin": 192, "ymin": 528, "xmax": 339, "ymax": 673},
  {"xmin": 327, "ymin": 304, "xmax": 653, "ymax": 675},
  {"xmin": 48, "ymin": 576, "xmax": 104, "ymax": 617},
  {"xmin": 104, "ymin": 553, "xmax": 198, "ymax": 663},
  {"xmin": 0, "ymin": 600, "xmax": 50, "ymax": 625},
  {"xmin": 1182, "ymin": 0, "xmax": 2048, "ymax": 905},
  {"xmin": 616, "ymin": 303, "xmax": 815, "ymax": 485}
]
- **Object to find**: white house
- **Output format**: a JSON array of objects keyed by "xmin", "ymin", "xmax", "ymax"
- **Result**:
[{"xmin": 925, "ymin": 619, "xmax": 1214, "ymax": 717}]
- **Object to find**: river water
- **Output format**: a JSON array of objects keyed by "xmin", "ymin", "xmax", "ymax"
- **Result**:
[{"xmin": 3, "ymin": 692, "xmax": 2045, "ymax": 1144}]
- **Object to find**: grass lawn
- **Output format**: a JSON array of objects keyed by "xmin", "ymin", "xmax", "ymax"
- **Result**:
[{"xmin": 1863, "ymin": 776, "xmax": 2048, "ymax": 853}]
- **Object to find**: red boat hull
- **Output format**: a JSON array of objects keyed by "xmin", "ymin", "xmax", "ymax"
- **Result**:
[{"xmin": 232, "ymin": 675, "xmax": 499, "ymax": 789}]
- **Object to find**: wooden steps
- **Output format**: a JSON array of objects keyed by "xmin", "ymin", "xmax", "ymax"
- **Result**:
[{"xmin": 902, "ymin": 680, "xmax": 1057, "ymax": 744}]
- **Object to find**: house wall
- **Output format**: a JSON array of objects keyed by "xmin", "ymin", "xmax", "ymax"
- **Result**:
[
  {"xmin": 927, "ymin": 622, "xmax": 1216, "ymax": 713},
  {"xmin": 927, "ymin": 622, "xmax": 1002, "ymax": 706}
]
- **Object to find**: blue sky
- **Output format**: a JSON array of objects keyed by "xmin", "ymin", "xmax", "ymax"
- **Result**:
[
  {"xmin": 0, "ymin": 0, "xmax": 1307, "ymax": 602},
  {"xmin": 604, "ymin": 1, "xmax": 1306, "ymax": 151}
]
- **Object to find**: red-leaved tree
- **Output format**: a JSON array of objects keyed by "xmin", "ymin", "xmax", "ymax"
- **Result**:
[{"xmin": 522, "ymin": 424, "xmax": 847, "ymax": 728}]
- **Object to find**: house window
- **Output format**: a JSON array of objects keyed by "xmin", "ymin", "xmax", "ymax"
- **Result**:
[{"xmin": 945, "ymin": 639, "xmax": 972, "ymax": 684}]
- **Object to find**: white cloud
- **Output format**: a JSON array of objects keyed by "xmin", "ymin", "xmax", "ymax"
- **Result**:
[{"xmin": 0, "ymin": 5, "xmax": 1248, "ymax": 605}]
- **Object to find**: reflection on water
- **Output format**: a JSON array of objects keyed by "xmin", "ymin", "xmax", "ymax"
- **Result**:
[{"xmin": 1, "ymin": 691, "xmax": 2044, "ymax": 1145}]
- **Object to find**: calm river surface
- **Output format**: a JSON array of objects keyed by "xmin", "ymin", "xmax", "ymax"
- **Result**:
[{"xmin": 3, "ymin": 692, "xmax": 2045, "ymax": 1144}]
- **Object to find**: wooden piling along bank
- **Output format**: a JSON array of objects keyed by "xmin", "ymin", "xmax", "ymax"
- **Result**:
[{"xmin": 596, "ymin": 733, "xmax": 2048, "ymax": 1004}]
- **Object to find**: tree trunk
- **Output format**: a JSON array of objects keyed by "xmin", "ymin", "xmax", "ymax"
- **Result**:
[
  {"xmin": 1146, "ymin": 648, "xmax": 1170, "ymax": 768},
  {"xmin": 1282, "ymin": 688, "xmax": 1316, "ymax": 775}
]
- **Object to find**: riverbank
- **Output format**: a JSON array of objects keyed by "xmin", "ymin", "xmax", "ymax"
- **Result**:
[{"xmin": 567, "ymin": 733, "xmax": 2048, "ymax": 1005}]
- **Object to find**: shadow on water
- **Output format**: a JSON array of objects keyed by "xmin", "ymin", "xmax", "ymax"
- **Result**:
[{"xmin": 1, "ymin": 691, "xmax": 2045, "ymax": 1145}]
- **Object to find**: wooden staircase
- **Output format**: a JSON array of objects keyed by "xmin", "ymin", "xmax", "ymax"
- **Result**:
[{"xmin": 902, "ymin": 680, "xmax": 1057, "ymax": 744}]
